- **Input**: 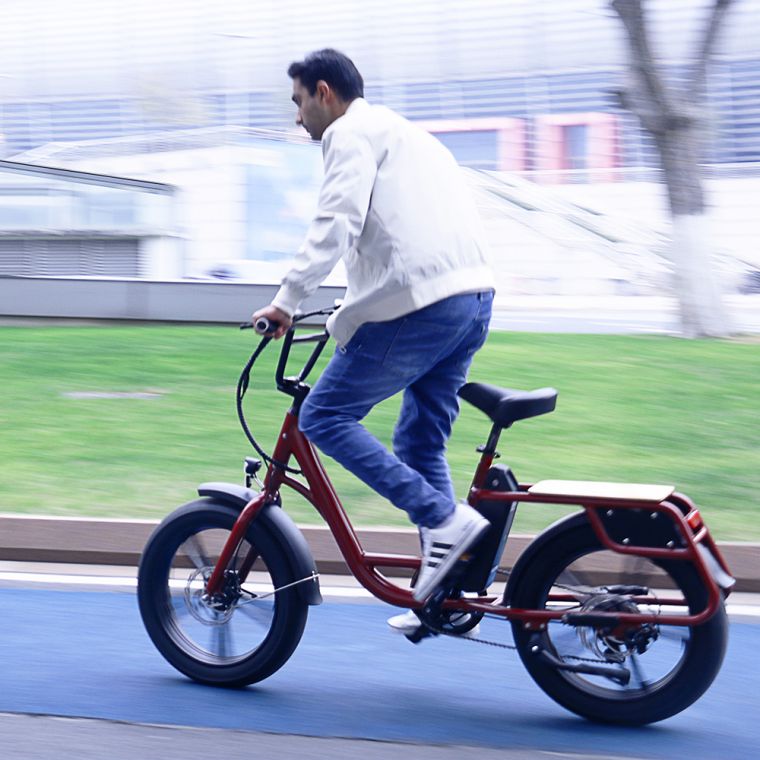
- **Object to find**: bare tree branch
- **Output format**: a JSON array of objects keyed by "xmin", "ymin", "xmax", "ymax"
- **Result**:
[
  {"xmin": 611, "ymin": 0, "xmax": 676, "ymax": 130},
  {"xmin": 610, "ymin": 84, "xmax": 665, "ymax": 134},
  {"xmin": 688, "ymin": 0, "xmax": 734, "ymax": 99}
]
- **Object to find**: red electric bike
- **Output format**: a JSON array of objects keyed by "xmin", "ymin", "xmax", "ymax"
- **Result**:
[{"xmin": 137, "ymin": 308, "xmax": 734, "ymax": 725}]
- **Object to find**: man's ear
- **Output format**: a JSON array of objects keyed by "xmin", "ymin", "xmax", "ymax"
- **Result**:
[{"xmin": 316, "ymin": 80, "xmax": 331, "ymax": 102}]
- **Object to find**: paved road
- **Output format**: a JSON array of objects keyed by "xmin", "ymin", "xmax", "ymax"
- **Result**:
[
  {"xmin": 1, "ymin": 586, "xmax": 758, "ymax": 760},
  {"xmin": 0, "ymin": 713, "xmax": 622, "ymax": 760}
]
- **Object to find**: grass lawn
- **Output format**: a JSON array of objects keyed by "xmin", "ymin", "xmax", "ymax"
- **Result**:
[{"xmin": 1, "ymin": 324, "xmax": 758, "ymax": 540}]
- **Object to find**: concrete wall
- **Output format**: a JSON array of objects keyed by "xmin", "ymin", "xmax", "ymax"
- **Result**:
[
  {"xmin": 1, "ymin": 515, "xmax": 756, "ymax": 592},
  {"xmin": 0, "ymin": 277, "xmax": 345, "ymax": 323}
]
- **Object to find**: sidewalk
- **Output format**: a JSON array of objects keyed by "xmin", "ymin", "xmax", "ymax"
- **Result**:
[{"xmin": 1, "ymin": 560, "xmax": 758, "ymax": 621}]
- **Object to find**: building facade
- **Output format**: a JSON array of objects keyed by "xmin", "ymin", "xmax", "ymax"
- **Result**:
[{"xmin": 1, "ymin": 0, "xmax": 758, "ymax": 172}]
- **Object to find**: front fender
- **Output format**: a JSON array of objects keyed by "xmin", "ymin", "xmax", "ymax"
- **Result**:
[{"xmin": 198, "ymin": 482, "xmax": 322, "ymax": 606}]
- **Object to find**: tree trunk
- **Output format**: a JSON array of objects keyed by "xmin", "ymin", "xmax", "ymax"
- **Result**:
[
  {"xmin": 655, "ymin": 127, "xmax": 731, "ymax": 337},
  {"xmin": 612, "ymin": 0, "xmax": 734, "ymax": 338}
]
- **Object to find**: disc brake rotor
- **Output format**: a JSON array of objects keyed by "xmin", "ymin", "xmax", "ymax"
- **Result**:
[{"xmin": 183, "ymin": 567, "xmax": 237, "ymax": 626}]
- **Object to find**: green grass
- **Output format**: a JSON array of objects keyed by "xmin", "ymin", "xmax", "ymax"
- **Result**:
[{"xmin": 1, "ymin": 325, "xmax": 758, "ymax": 540}]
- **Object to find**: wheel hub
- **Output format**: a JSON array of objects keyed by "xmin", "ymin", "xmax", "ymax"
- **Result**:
[
  {"xmin": 577, "ymin": 593, "xmax": 659, "ymax": 662},
  {"xmin": 184, "ymin": 567, "xmax": 242, "ymax": 625}
]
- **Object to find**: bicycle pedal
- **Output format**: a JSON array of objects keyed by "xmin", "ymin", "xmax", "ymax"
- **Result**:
[{"xmin": 404, "ymin": 626, "xmax": 438, "ymax": 644}]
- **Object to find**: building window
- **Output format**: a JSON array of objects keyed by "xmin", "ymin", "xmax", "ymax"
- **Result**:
[{"xmin": 562, "ymin": 124, "xmax": 588, "ymax": 170}]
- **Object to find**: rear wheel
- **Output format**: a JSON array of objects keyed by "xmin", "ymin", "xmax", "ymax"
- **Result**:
[
  {"xmin": 138, "ymin": 499, "xmax": 308, "ymax": 687},
  {"xmin": 510, "ymin": 522, "xmax": 728, "ymax": 725}
]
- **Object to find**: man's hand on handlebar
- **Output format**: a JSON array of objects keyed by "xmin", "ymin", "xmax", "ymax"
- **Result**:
[{"xmin": 251, "ymin": 304, "xmax": 293, "ymax": 339}]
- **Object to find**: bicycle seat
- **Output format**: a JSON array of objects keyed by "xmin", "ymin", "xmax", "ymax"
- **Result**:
[{"xmin": 458, "ymin": 382, "xmax": 558, "ymax": 428}]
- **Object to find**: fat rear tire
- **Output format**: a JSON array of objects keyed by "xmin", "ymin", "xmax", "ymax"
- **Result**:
[{"xmin": 510, "ymin": 521, "xmax": 728, "ymax": 725}]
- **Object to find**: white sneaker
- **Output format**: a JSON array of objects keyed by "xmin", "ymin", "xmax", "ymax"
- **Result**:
[
  {"xmin": 412, "ymin": 502, "xmax": 490, "ymax": 602},
  {"xmin": 387, "ymin": 609, "xmax": 481, "ymax": 638},
  {"xmin": 387, "ymin": 609, "xmax": 423, "ymax": 635}
]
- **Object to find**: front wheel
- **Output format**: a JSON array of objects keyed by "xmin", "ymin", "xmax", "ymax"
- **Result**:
[
  {"xmin": 137, "ymin": 499, "xmax": 308, "ymax": 687},
  {"xmin": 510, "ymin": 521, "xmax": 728, "ymax": 725}
]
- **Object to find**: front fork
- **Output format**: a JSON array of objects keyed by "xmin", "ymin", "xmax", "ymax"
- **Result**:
[
  {"xmin": 204, "ymin": 492, "xmax": 269, "ymax": 596},
  {"xmin": 204, "ymin": 415, "xmax": 299, "ymax": 597}
]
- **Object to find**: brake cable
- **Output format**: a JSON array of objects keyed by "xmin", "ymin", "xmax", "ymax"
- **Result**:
[{"xmin": 236, "ymin": 306, "xmax": 335, "ymax": 476}]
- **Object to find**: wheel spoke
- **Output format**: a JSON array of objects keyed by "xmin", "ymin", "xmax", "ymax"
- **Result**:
[
  {"xmin": 621, "ymin": 555, "xmax": 649, "ymax": 591},
  {"xmin": 236, "ymin": 599, "xmax": 275, "ymax": 629},
  {"xmin": 210, "ymin": 622, "xmax": 233, "ymax": 658},
  {"xmin": 629, "ymin": 652, "xmax": 651, "ymax": 691},
  {"xmin": 183, "ymin": 535, "xmax": 212, "ymax": 572},
  {"xmin": 170, "ymin": 592, "xmax": 192, "ymax": 618},
  {"xmin": 556, "ymin": 568, "xmax": 594, "ymax": 592},
  {"xmin": 550, "ymin": 624, "xmax": 586, "ymax": 650},
  {"xmin": 658, "ymin": 626, "xmax": 690, "ymax": 644},
  {"xmin": 234, "ymin": 542, "xmax": 261, "ymax": 580}
]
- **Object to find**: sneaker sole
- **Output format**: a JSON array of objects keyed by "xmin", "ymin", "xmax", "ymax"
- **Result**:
[
  {"xmin": 390, "ymin": 623, "xmax": 482, "ymax": 639},
  {"xmin": 388, "ymin": 623, "xmax": 421, "ymax": 635},
  {"xmin": 411, "ymin": 519, "xmax": 490, "ymax": 602}
]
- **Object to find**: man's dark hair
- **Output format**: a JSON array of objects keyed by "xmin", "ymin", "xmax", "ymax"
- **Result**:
[{"xmin": 287, "ymin": 49, "xmax": 364, "ymax": 101}]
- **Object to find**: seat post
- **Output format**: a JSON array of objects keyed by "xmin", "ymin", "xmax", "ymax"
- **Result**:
[
  {"xmin": 472, "ymin": 421, "xmax": 508, "ymax": 491},
  {"xmin": 481, "ymin": 421, "xmax": 507, "ymax": 456}
]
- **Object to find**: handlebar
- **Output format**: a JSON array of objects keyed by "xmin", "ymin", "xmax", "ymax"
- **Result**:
[
  {"xmin": 239, "ymin": 308, "xmax": 333, "ymax": 388},
  {"xmin": 236, "ymin": 305, "xmax": 337, "ymax": 473},
  {"xmin": 234, "ymin": 307, "xmax": 335, "ymax": 474},
  {"xmin": 255, "ymin": 316, "xmax": 276, "ymax": 335},
  {"xmin": 239, "ymin": 317, "xmax": 278, "ymax": 335}
]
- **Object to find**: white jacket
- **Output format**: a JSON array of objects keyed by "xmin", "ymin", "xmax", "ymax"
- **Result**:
[{"xmin": 272, "ymin": 98, "xmax": 494, "ymax": 346}]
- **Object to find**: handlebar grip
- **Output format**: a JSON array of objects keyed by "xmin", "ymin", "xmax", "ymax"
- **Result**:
[{"xmin": 254, "ymin": 317, "xmax": 280, "ymax": 335}]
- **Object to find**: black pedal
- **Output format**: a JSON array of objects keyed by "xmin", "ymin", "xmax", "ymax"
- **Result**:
[
  {"xmin": 405, "ymin": 626, "xmax": 437, "ymax": 644},
  {"xmin": 404, "ymin": 604, "xmax": 439, "ymax": 644}
]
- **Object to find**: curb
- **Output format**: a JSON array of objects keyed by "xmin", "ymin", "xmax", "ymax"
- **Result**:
[{"xmin": 2, "ymin": 515, "xmax": 758, "ymax": 592}]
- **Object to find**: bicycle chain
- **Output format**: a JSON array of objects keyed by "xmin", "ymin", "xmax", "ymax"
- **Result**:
[
  {"xmin": 418, "ymin": 612, "xmax": 644, "ymax": 666},
  {"xmin": 229, "ymin": 567, "xmax": 652, "ymax": 669}
]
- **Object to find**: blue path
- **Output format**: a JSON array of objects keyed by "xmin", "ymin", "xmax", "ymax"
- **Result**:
[{"xmin": 0, "ymin": 589, "xmax": 757, "ymax": 759}]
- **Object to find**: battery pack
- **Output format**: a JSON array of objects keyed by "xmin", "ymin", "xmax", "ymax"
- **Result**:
[{"xmin": 458, "ymin": 464, "xmax": 519, "ymax": 592}]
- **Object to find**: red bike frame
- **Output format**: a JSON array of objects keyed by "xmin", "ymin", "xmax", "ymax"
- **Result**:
[{"xmin": 206, "ymin": 406, "xmax": 733, "ymax": 630}]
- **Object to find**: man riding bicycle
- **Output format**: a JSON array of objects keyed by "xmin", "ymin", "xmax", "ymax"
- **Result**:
[{"xmin": 253, "ymin": 49, "xmax": 494, "ymax": 633}]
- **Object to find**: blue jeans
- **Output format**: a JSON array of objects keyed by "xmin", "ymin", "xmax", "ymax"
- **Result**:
[{"xmin": 299, "ymin": 291, "xmax": 493, "ymax": 528}]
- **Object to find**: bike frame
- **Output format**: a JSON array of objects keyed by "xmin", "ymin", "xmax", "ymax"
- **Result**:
[{"xmin": 206, "ymin": 406, "xmax": 733, "ymax": 630}]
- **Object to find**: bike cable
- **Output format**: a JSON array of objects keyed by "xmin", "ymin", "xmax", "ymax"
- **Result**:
[
  {"xmin": 235, "ymin": 335, "xmax": 294, "ymax": 472},
  {"xmin": 237, "ymin": 306, "xmax": 336, "ymax": 477}
]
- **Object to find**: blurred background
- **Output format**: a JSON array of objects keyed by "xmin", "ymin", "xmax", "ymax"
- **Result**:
[
  {"xmin": 1, "ymin": 0, "xmax": 759, "ymax": 306},
  {"xmin": 1, "ymin": 7, "xmax": 758, "ymax": 754},
  {"xmin": 1, "ymin": 1, "xmax": 759, "ymax": 535}
]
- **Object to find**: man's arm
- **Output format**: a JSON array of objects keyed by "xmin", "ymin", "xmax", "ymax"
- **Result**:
[{"xmin": 252, "ymin": 128, "xmax": 377, "ymax": 335}]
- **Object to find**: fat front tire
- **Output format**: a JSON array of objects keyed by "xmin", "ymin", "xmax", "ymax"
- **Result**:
[
  {"xmin": 138, "ymin": 499, "xmax": 308, "ymax": 687},
  {"xmin": 510, "ymin": 522, "xmax": 728, "ymax": 725}
]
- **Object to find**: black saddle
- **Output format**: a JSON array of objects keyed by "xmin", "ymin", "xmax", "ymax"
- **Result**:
[{"xmin": 458, "ymin": 382, "xmax": 558, "ymax": 428}]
